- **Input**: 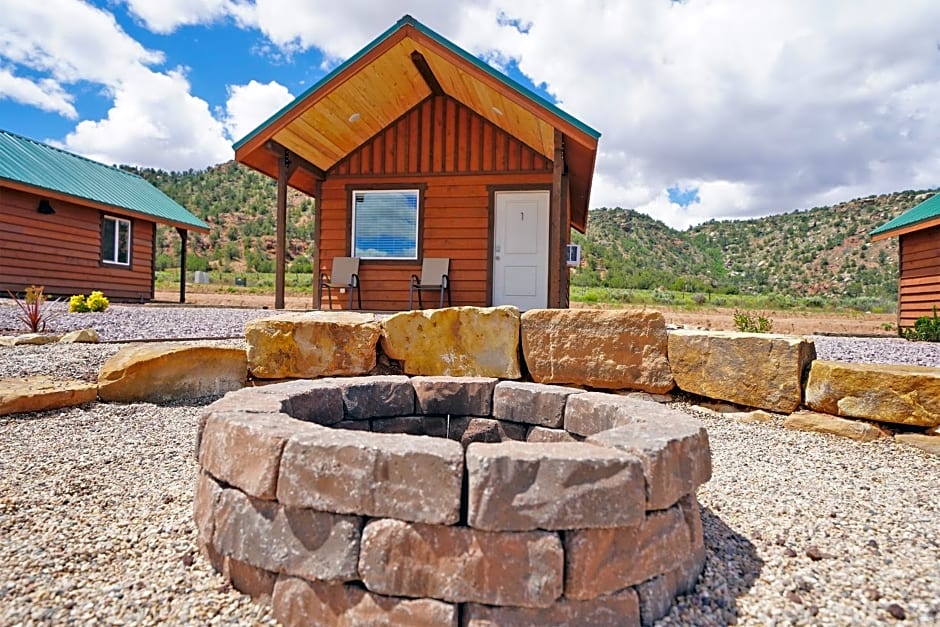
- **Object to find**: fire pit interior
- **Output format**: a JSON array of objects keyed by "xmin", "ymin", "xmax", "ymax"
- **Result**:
[{"xmin": 195, "ymin": 375, "xmax": 712, "ymax": 626}]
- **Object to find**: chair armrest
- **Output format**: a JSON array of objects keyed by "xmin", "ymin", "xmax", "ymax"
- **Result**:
[
  {"xmin": 319, "ymin": 272, "xmax": 330, "ymax": 283},
  {"xmin": 350, "ymin": 273, "xmax": 360, "ymax": 288},
  {"xmin": 411, "ymin": 274, "xmax": 421, "ymax": 286},
  {"xmin": 441, "ymin": 274, "xmax": 449, "ymax": 288}
]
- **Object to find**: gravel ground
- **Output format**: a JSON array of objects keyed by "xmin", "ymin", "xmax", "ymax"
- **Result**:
[{"xmin": 1, "ymin": 305, "xmax": 939, "ymax": 626}]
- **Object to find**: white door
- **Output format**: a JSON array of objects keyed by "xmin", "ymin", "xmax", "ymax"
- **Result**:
[{"xmin": 493, "ymin": 191, "xmax": 550, "ymax": 310}]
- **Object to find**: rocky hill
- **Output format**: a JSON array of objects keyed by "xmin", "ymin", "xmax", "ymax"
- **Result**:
[{"xmin": 134, "ymin": 161, "xmax": 931, "ymax": 303}]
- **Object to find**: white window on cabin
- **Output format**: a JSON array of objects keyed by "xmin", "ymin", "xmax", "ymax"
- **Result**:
[
  {"xmin": 351, "ymin": 190, "xmax": 419, "ymax": 260},
  {"xmin": 102, "ymin": 216, "xmax": 131, "ymax": 265}
]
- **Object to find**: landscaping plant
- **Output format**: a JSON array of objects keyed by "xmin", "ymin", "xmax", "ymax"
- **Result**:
[
  {"xmin": 902, "ymin": 306, "xmax": 940, "ymax": 342},
  {"xmin": 7, "ymin": 285, "xmax": 61, "ymax": 333},
  {"xmin": 70, "ymin": 291, "xmax": 110, "ymax": 313},
  {"xmin": 732, "ymin": 309, "xmax": 774, "ymax": 333}
]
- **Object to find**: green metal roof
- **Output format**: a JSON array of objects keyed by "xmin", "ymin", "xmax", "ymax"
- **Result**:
[
  {"xmin": 0, "ymin": 129, "xmax": 208, "ymax": 231},
  {"xmin": 871, "ymin": 192, "xmax": 940, "ymax": 237},
  {"xmin": 233, "ymin": 14, "xmax": 601, "ymax": 152}
]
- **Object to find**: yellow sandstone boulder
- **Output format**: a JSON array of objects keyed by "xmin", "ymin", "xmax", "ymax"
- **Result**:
[
  {"xmin": 668, "ymin": 330, "xmax": 816, "ymax": 414},
  {"xmin": 521, "ymin": 309, "xmax": 673, "ymax": 393},
  {"xmin": 0, "ymin": 376, "xmax": 97, "ymax": 416},
  {"xmin": 381, "ymin": 307, "xmax": 521, "ymax": 378},
  {"xmin": 246, "ymin": 312, "xmax": 381, "ymax": 379},
  {"xmin": 98, "ymin": 343, "xmax": 247, "ymax": 402},
  {"xmin": 805, "ymin": 360, "xmax": 940, "ymax": 427}
]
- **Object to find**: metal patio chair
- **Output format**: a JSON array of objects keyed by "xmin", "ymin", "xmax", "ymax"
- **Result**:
[
  {"xmin": 409, "ymin": 257, "xmax": 451, "ymax": 309},
  {"xmin": 319, "ymin": 257, "xmax": 361, "ymax": 310}
]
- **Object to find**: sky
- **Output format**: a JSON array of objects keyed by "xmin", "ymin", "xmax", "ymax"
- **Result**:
[{"xmin": 2, "ymin": 1, "xmax": 940, "ymax": 230}]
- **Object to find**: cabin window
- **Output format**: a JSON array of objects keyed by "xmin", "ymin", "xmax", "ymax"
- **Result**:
[
  {"xmin": 102, "ymin": 216, "xmax": 131, "ymax": 265},
  {"xmin": 351, "ymin": 189, "xmax": 419, "ymax": 260}
]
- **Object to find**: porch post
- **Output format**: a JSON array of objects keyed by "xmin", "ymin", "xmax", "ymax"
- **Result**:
[
  {"xmin": 177, "ymin": 227, "xmax": 188, "ymax": 304},
  {"xmin": 312, "ymin": 179, "xmax": 323, "ymax": 309},
  {"xmin": 275, "ymin": 151, "xmax": 290, "ymax": 309},
  {"xmin": 549, "ymin": 129, "xmax": 566, "ymax": 308}
]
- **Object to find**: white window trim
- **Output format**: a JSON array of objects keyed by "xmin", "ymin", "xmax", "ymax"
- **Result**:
[
  {"xmin": 351, "ymin": 189, "xmax": 420, "ymax": 261},
  {"xmin": 102, "ymin": 215, "xmax": 131, "ymax": 266}
]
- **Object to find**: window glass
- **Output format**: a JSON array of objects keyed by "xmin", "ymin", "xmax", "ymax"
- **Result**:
[
  {"xmin": 102, "ymin": 216, "xmax": 131, "ymax": 265},
  {"xmin": 352, "ymin": 190, "xmax": 418, "ymax": 259}
]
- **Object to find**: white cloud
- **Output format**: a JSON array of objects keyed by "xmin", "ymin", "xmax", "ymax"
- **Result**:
[
  {"xmin": 0, "ymin": 68, "xmax": 77, "ymax": 118},
  {"xmin": 122, "ymin": 0, "xmax": 254, "ymax": 33},
  {"xmin": 60, "ymin": 68, "xmax": 232, "ymax": 170},
  {"xmin": 221, "ymin": 79, "xmax": 294, "ymax": 143}
]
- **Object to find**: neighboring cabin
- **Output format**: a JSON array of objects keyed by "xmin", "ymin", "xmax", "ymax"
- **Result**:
[
  {"xmin": 234, "ymin": 14, "xmax": 600, "ymax": 311},
  {"xmin": 872, "ymin": 192, "xmax": 940, "ymax": 329},
  {"xmin": 0, "ymin": 130, "xmax": 207, "ymax": 302}
]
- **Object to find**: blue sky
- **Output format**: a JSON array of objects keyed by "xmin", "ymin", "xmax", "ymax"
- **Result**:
[{"xmin": 2, "ymin": 1, "xmax": 940, "ymax": 229}]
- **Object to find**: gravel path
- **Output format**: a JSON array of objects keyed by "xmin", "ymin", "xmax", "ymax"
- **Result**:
[{"xmin": 1, "ymin": 306, "xmax": 939, "ymax": 625}]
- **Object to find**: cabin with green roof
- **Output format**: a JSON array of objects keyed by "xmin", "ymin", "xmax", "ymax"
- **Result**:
[
  {"xmin": 234, "ymin": 15, "xmax": 600, "ymax": 311},
  {"xmin": 872, "ymin": 192, "xmax": 940, "ymax": 329},
  {"xmin": 0, "ymin": 129, "xmax": 207, "ymax": 302}
]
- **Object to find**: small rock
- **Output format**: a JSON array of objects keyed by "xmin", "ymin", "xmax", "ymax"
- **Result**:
[
  {"xmin": 786, "ymin": 591, "xmax": 803, "ymax": 604},
  {"xmin": 866, "ymin": 588, "xmax": 881, "ymax": 601},
  {"xmin": 887, "ymin": 603, "xmax": 906, "ymax": 620},
  {"xmin": 784, "ymin": 547, "xmax": 797, "ymax": 558},
  {"xmin": 180, "ymin": 552, "xmax": 194, "ymax": 567},
  {"xmin": 805, "ymin": 545, "xmax": 828, "ymax": 561}
]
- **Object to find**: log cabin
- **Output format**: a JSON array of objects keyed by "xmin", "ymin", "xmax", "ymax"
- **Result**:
[
  {"xmin": 234, "ymin": 14, "xmax": 600, "ymax": 311},
  {"xmin": 871, "ymin": 192, "xmax": 940, "ymax": 330},
  {"xmin": 0, "ymin": 129, "xmax": 208, "ymax": 302}
]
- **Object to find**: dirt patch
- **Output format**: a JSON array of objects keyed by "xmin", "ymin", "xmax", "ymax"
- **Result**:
[{"xmin": 154, "ymin": 291, "xmax": 897, "ymax": 337}]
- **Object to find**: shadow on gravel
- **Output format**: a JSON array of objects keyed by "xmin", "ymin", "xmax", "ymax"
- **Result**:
[{"xmin": 663, "ymin": 505, "xmax": 764, "ymax": 625}]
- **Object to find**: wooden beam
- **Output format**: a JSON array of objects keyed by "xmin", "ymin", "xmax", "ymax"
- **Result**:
[
  {"xmin": 548, "ymin": 129, "xmax": 565, "ymax": 308},
  {"xmin": 177, "ymin": 227, "xmax": 188, "ymax": 304},
  {"xmin": 411, "ymin": 50, "xmax": 444, "ymax": 96},
  {"xmin": 275, "ymin": 149, "xmax": 300, "ymax": 309},
  {"xmin": 312, "ymin": 178, "xmax": 323, "ymax": 309},
  {"xmin": 265, "ymin": 140, "xmax": 326, "ymax": 181}
]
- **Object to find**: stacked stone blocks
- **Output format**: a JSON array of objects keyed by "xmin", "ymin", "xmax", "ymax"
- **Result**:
[{"xmin": 195, "ymin": 376, "xmax": 711, "ymax": 626}]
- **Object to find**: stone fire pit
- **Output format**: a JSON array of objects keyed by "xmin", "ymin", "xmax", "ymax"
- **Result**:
[{"xmin": 194, "ymin": 376, "xmax": 711, "ymax": 626}]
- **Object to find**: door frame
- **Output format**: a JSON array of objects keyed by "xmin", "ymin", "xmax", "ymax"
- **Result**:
[{"xmin": 487, "ymin": 185, "xmax": 553, "ymax": 308}]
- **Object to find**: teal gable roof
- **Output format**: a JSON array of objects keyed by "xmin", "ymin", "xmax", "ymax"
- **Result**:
[
  {"xmin": 871, "ymin": 192, "xmax": 940, "ymax": 237},
  {"xmin": 0, "ymin": 129, "xmax": 208, "ymax": 231}
]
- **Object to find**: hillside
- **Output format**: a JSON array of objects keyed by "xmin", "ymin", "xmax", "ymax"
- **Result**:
[{"xmin": 135, "ymin": 161, "xmax": 930, "ymax": 304}]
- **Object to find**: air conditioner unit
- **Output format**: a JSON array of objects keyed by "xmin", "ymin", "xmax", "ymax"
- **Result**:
[{"xmin": 566, "ymin": 244, "xmax": 581, "ymax": 267}]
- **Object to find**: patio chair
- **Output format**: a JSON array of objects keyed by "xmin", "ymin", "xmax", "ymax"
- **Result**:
[
  {"xmin": 409, "ymin": 257, "xmax": 451, "ymax": 309},
  {"xmin": 319, "ymin": 257, "xmax": 361, "ymax": 310}
]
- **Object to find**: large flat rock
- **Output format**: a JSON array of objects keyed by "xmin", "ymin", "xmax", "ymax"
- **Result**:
[
  {"xmin": 380, "ymin": 306, "xmax": 521, "ymax": 378},
  {"xmin": 521, "ymin": 309, "xmax": 673, "ymax": 393},
  {"xmin": 98, "ymin": 342, "xmax": 247, "ymax": 402},
  {"xmin": 668, "ymin": 330, "xmax": 816, "ymax": 413},
  {"xmin": 246, "ymin": 312, "xmax": 381, "ymax": 379},
  {"xmin": 0, "ymin": 376, "xmax": 97, "ymax": 416},
  {"xmin": 805, "ymin": 360, "xmax": 940, "ymax": 427}
]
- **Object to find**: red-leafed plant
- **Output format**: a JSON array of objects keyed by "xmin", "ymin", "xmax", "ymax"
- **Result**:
[{"xmin": 6, "ymin": 285, "xmax": 62, "ymax": 333}]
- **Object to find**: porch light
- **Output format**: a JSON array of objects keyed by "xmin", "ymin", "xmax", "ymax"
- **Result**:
[
  {"xmin": 491, "ymin": 106, "xmax": 503, "ymax": 116},
  {"xmin": 348, "ymin": 112, "xmax": 361, "ymax": 123}
]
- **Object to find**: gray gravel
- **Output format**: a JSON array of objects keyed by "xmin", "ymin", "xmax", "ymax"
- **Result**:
[{"xmin": 2, "ymin": 306, "xmax": 939, "ymax": 626}]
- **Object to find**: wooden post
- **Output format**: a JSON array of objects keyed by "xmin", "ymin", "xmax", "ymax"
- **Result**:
[
  {"xmin": 177, "ymin": 227, "xmax": 188, "ymax": 304},
  {"xmin": 549, "ymin": 129, "xmax": 566, "ymax": 308},
  {"xmin": 312, "ymin": 179, "xmax": 323, "ymax": 309}
]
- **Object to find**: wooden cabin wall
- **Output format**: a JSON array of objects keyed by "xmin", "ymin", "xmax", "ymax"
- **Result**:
[
  {"xmin": 319, "ymin": 95, "xmax": 553, "ymax": 311},
  {"xmin": 898, "ymin": 226, "xmax": 940, "ymax": 329},
  {"xmin": 0, "ymin": 186, "xmax": 155, "ymax": 301}
]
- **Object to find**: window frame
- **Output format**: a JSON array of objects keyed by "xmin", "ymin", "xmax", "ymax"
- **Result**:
[
  {"xmin": 101, "ymin": 215, "xmax": 132, "ymax": 267},
  {"xmin": 349, "ymin": 188, "xmax": 422, "ymax": 261}
]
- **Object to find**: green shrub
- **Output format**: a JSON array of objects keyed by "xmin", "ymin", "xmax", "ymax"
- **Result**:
[
  {"xmin": 69, "ymin": 291, "xmax": 110, "ymax": 313},
  {"xmin": 68, "ymin": 294, "xmax": 90, "ymax": 313},
  {"xmin": 902, "ymin": 307, "xmax": 940, "ymax": 342},
  {"xmin": 732, "ymin": 309, "xmax": 774, "ymax": 333},
  {"xmin": 86, "ymin": 291, "xmax": 110, "ymax": 312},
  {"xmin": 691, "ymin": 292, "xmax": 707, "ymax": 305}
]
